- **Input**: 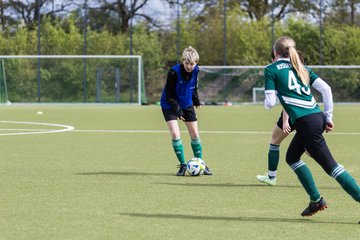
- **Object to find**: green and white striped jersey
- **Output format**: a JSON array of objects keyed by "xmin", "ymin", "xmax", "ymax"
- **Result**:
[{"xmin": 264, "ymin": 58, "xmax": 321, "ymax": 124}]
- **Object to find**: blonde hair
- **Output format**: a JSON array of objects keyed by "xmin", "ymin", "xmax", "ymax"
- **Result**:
[
  {"xmin": 274, "ymin": 36, "xmax": 309, "ymax": 85},
  {"xmin": 182, "ymin": 46, "xmax": 199, "ymax": 63}
]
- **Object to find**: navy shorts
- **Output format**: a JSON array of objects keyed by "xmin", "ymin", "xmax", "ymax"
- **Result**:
[{"xmin": 162, "ymin": 106, "xmax": 197, "ymax": 122}]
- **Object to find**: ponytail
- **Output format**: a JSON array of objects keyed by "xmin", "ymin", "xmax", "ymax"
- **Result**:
[
  {"xmin": 289, "ymin": 47, "xmax": 309, "ymax": 85},
  {"xmin": 274, "ymin": 36, "xmax": 310, "ymax": 85}
]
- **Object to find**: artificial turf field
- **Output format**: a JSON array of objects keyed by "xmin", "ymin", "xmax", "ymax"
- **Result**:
[{"xmin": 0, "ymin": 104, "xmax": 359, "ymax": 240}]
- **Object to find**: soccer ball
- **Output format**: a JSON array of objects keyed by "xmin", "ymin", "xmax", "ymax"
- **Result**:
[
  {"xmin": 194, "ymin": 158, "xmax": 206, "ymax": 171},
  {"xmin": 186, "ymin": 159, "xmax": 201, "ymax": 176}
]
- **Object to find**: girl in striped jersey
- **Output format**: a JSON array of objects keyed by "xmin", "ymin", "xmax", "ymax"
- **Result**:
[
  {"xmin": 257, "ymin": 49, "xmax": 302, "ymax": 186},
  {"xmin": 257, "ymin": 49, "xmax": 313, "ymax": 186},
  {"xmin": 264, "ymin": 36, "xmax": 360, "ymax": 217}
]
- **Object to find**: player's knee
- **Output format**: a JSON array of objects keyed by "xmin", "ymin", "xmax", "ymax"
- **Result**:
[
  {"xmin": 285, "ymin": 150, "xmax": 299, "ymax": 166},
  {"xmin": 285, "ymin": 155, "xmax": 297, "ymax": 166},
  {"xmin": 171, "ymin": 132, "xmax": 180, "ymax": 139}
]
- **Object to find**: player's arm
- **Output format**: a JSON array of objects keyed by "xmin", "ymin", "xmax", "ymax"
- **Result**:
[
  {"xmin": 192, "ymin": 80, "xmax": 201, "ymax": 108},
  {"xmin": 312, "ymin": 77, "xmax": 334, "ymax": 132},
  {"xmin": 282, "ymin": 109, "xmax": 292, "ymax": 134},
  {"xmin": 264, "ymin": 68, "xmax": 277, "ymax": 109},
  {"xmin": 264, "ymin": 90, "xmax": 276, "ymax": 109},
  {"xmin": 164, "ymin": 70, "xmax": 184, "ymax": 119}
]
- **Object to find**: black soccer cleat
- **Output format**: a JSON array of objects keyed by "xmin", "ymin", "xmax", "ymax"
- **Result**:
[
  {"xmin": 176, "ymin": 164, "xmax": 187, "ymax": 176},
  {"xmin": 301, "ymin": 197, "xmax": 327, "ymax": 217},
  {"xmin": 203, "ymin": 166, "xmax": 213, "ymax": 176}
]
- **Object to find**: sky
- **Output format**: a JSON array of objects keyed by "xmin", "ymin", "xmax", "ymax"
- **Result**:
[
  {"xmin": 139, "ymin": 0, "xmax": 177, "ymax": 27},
  {"xmin": 38, "ymin": 0, "xmax": 179, "ymax": 29}
]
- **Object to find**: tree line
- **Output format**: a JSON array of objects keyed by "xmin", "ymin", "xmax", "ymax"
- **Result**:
[
  {"xmin": 0, "ymin": 0, "xmax": 359, "ymax": 103},
  {"xmin": 1, "ymin": 1, "xmax": 359, "ymax": 32}
]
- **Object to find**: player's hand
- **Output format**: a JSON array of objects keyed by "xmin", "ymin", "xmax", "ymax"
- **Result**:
[
  {"xmin": 282, "ymin": 121, "xmax": 292, "ymax": 135},
  {"xmin": 325, "ymin": 121, "xmax": 335, "ymax": 133},
  {"xmin": 194, "ymin": 105, "xmax": 201, "ymax": 109},
  {"xmin": 178, "ymin": 116, "xmax": 185, "ymax": 121},
  {"xmin": 177, "ymin": 109, "xmax": 185, "ymax": 121}
]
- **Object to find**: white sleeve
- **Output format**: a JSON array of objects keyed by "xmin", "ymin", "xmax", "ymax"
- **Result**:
[
  {"xmin": 312, "ymin": 78, "xmax": 333, "ymax": 122},
  {"xmin": 264, "ymin": 90, "xmax": 277, "ymax": 109}
]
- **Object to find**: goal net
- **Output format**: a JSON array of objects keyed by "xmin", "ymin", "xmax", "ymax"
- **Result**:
[
  {"xmin": 0, "ymin": 55, "xmax": 147, "ymax": 105},
  {"xmin": 252, "ymin": 87, "xmax": 265, "ymax": 103},
  {"xmin": 198, "ymin": 66, "xmax": 264, "ymax": 104},
  {"xmin": 0, "ymin": 59, "xmax": 9, "ymax": 104},
  {"xmin": 198, "ymin": 65, "xmax": 360, "ymax": 104}
]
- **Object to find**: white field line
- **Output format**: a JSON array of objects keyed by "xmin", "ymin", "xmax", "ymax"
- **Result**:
[
  {"xmin": 0, "ymin": 121, "xmax": 74, "ymax": 136},
  {"xmin": 0, "ymin": 122, "xmax": 359, "ymax": 136},
  {"xmin": 71, "ymin": 129, "xmax": 360, "ymax": 135},
  {"xmin": 73, "ymin": 129, "xmax": 271, "ymax": 134},
  {"xmin": 0, "ymin": 128, "xmax": 47, "ymax": 131}
]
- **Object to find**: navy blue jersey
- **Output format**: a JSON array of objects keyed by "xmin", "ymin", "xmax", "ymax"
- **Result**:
[{"xmin": 160, "ymin": 64, "xmax": 199, "ymax": 110}]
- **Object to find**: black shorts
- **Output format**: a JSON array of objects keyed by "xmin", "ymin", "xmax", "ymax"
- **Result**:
[
  {"xmin": 162, "ymin": 106, "xmax": 197, "ymax": 122},
  {"xmin": 286, "ymin": 112, "xmax": 327, "ymax": 164},
  {"xmin": 286, "ymin": 112, "xmax": 337, "ymax": 174},
  {"xmin": 276, "ymin": 111, "xmax": 295, "ymax": 131},
  {"xmin": 293, "ymin": 112, "xmax": 327, "ymax": 153}
]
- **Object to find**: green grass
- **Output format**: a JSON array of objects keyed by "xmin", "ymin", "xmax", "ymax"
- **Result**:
[{"xmin": 0, "ymin": 104, "xmax": 359, "ymax": 240}]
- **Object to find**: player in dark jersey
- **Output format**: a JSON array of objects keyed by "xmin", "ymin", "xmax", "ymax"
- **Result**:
[
  {"xmin": 160, "ymin": 46, "xmax": 212, "ymax": 176},
  {"xmin": 257, "ymin": 50, "xmax": 294, "ymax": 185},
  {"xmin": 264, "ymin": 36, "xmax": 360, "ymax": 217},
  {"xmin": 257, "ymin": 50, "xmax": 303, "ymax": 186}
]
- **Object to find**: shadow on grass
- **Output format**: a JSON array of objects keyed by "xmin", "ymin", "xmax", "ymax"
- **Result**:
[
  {"xmin": 155, "ymin": 182, "xmax": 339, "ymax": 190},
  {"xmin": 76, "ymin": 172, "xmax": 174, "ymax": 177},
  {"xmin": 120, "ymin": 212, "xmax": 358, "ymax": 225},
  {"xmin": 75, "ymin": 173, "xmax": 339, "ymax": 190}
]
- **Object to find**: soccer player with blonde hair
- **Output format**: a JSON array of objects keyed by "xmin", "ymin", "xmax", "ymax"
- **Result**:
[
  {"xmin": 257, "ymin": 49, "xmax": 305, "ymax": 186},
  {"xmin": 160, "ymin": 46, "xmax": 212, "ymax": 176},
  {"xmin": 264, "ymin": 36, "xmax": 360, "ymax": 216}
]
